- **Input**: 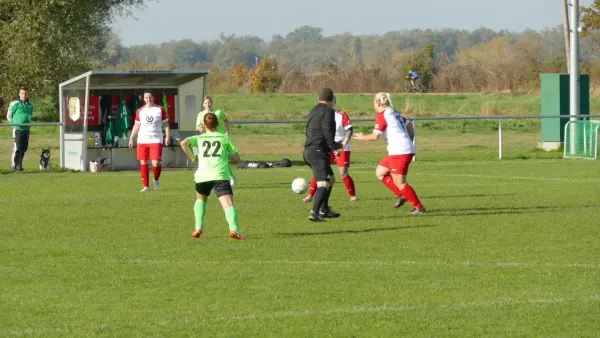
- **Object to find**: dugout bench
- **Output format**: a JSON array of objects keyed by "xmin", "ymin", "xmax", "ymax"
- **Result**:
[{"xmin": 59, "ymin": 70, "xmax": 209, "ymax": 171}]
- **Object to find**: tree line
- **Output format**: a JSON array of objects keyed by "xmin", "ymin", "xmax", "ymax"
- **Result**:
[
  {"xmin": 4, "ymin": 0, "xmax": 600, "ymax": 120},
  {"xmin": 107, "ymin": 24, "xmax": 600, "ymax": 94}
]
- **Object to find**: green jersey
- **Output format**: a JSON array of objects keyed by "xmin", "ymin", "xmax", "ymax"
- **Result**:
[
  {"xmin": 187, "ymin": 131, "xmax": 238, "ymax": 183},
  {"xmin": 115, "ymin": 94, "xmax": 131, "ymax": 137},
  {"xmin": 7, "ymin": 99, "xmax": 34, "ymax": 131},
  {"xmin": 196, "ymin": 109, "xmax": 227, "ymax": 134}
]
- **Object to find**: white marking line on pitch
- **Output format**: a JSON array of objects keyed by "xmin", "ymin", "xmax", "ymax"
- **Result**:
[
  {"xmin": 109, "ymin": 259, "xmax": 600, "ymax": 269},
  {"xmin": 4, "ymin": 295, "xmax": 597, "ymax": 335},
  {"xmin": 415, "ymin": 172, "xmax": 600, "ymax": 183},
  {"xmin": 222, "ymin": 294, "xmax": 600, "ymax": 322}
]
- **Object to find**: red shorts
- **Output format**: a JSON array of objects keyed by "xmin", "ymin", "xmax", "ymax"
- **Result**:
[
  {"xmin": 329, "ymin": 151, "xmax": 351, "ymax": 167},
  {"xmin": 379, "ymin": 154, "xmax": 414, "ymax": 175},
  {"xmin": 137, "ymin": 144, "xmax": 163, "ymax": 161}
]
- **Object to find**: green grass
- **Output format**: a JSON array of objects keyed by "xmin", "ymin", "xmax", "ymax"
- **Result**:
[
  {"xmin": 209, "ymin": 93, "xmax": 544, "ymax": 119},
  {"xmin": 1, "ymin": 151, "xmax": 599, "ymax": 336},
  {"xmin": 1, "ymin": 98, "xmax": 598, "ymax": 335},
  {"xmin": 203, "ymin": 92, "xmax": 600, "ymax": 120}
]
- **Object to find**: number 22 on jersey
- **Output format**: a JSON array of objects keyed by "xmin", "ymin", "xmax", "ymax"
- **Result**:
[{"xmin": 201, "ymin": 140, "xmax": 222, "ymax": 158}]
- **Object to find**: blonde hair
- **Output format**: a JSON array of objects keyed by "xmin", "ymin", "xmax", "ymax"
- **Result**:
[{"xmin": 374, "ymin": 92, "xmax": 393, "ymax": 108}]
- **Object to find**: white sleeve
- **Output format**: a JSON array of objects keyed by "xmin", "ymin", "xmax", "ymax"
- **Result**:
[{"xmin": 6, "ymin": 101, "xmax": 16, "ymax": 123}]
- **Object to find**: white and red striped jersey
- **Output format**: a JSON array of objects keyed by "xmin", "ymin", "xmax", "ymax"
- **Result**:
[
  {"xmin": 373, "ymin": 108, "xmax": 414, "ymax": 155},
  {"xmin": 334, "ymin": 109, "xmax": 352, "ymax": 151},
  {"xmin": 135, "ymin": 104, "xmax": 168, "ymax": 144}
]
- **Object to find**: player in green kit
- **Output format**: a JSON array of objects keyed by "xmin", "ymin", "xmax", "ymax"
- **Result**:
[
  {"xmin": 181, "ymin": 112, "xmax": 245, "ymax": 240},
  {"xmin": 195, "ymin": 95, "xmax": 238, "ymax": 186}
]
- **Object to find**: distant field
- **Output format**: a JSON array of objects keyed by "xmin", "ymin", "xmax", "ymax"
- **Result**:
[
  {"xmin": 209, "ymin": 93, "xmax": 600, "ymax": 120},
  {"xmin": 0, "ymin": 118, "xmax": 558, "ymax": 172}
]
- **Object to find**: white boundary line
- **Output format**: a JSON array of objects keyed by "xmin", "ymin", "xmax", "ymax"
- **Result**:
[
  {"xmin": 414, "ymin": 172, "xmax": 600, "ymax": 183},
  {"xmin": 222, "ymin": 294, "xmax": 600, "ymax": 322},
  {"xmin": 108, "ymin": 259, "xmax": 600, "ymax": 269},
  {"xmin": 3, "ymin": 294, "xmax": 598, "ymax": 335}
]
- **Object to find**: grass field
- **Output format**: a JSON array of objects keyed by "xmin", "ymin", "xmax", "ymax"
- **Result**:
[
  {"xmin": 0, "ymin": 117, "xmax": 562, "ymax": 171},
  {"xmin": 1, "ymin": 151, "xmax": 599, "ymax": 336},
  {"xmin": 207, "ymin": 93, "xmax": 600, "ymax": 120},
  {"xmin": 1, "ymin": 96, "xmax": 599, "ymax": 336}
]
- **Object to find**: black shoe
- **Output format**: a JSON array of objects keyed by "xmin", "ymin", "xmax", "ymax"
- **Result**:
[
  {"xmin": 410, "ymin": 207, "xmax": 426, "ymax": 215},
  {"xmin": 309, "ymin": 210, "xmax": 326, "ymax": 222},
  {"xmin": 320, "ymin": 208, "xmax": 340, "ymax": 218},
  {"xmin": 394, "ymin": 196, "xmax": 407, "ymax": 209}
]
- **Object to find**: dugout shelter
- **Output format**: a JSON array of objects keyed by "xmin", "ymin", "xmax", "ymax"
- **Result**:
[{"xmin": 59, "ymin": 70, "xmax": 209, "ymax": 171}]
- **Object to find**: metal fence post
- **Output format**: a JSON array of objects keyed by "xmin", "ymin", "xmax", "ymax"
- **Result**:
[{"xmin": 498, "ymin": 117, "xmax": 503, "ymax": 159}]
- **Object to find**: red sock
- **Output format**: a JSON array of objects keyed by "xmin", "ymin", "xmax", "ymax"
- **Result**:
[
  {"xmin": 381, "ymin": 175, "xmax": 402, "ymax": 197},
  {"xmin": 308, "ymin": 177, "xmax": 317, "ymax": 196},
  {"xmin": 343, "ymin": 175, "xmax": 356, "ymax": 197},
  {"xmin": 140, "ymin": 164, "xmax": 149, "ymax": 187},
  {"xmin": 153, "ymin": 165, "xmax": 161, "ymax": 181},
  {"xmin": 400, "ymin": 184, "xmax": 423, "ymax": 209}
]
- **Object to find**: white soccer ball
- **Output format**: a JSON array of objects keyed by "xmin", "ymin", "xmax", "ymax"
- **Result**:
[{"xmin": 291, "ymin": 177, "xmax": 309, "ymax": 194}]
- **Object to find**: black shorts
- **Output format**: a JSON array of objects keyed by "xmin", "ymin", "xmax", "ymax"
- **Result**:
[
  {"xmin": 195, "ymin": 180, "xmax": 233, "ymax": 197},
  {"xmin": 303, "ymin": 147, "xmax": 334, "ymax": 182},
  {"xmin": 13, "ymin": 130, "xmax": 30, "ymax": 152}
]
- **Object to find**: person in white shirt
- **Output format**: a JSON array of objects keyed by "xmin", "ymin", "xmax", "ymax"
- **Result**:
[
  {"xmin": 354, "ymin": 92, "xmax": 425, "ymax": 214},
  {"xmin": 128, "ymin": 89, "xmax": 171, "ymax": 192}
]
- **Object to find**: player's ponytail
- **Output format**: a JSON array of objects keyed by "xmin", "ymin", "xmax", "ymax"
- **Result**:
[
  {"xmin": 203, "ymin": 112, "xmax": 219, "ymax": 131},
  {"xmin": 374, "ymin": 92, "xmax": 393, "ymax": 109}
]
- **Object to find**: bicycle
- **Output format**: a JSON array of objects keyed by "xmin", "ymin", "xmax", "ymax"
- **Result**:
[{"xmin": 402, "ymin": 80, "xmax": 426, "ymax": 93}]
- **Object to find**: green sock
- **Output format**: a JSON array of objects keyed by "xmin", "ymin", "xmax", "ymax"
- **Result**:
[
  {"xmin": 224, "ymin": 206, "xmax": 239, "ymax": 232},
  {"xmin": 194, "ymin": 200, "xmax": 206, "ymax": 230}
]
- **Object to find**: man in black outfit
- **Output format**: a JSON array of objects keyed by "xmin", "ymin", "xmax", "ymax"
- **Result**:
[{"xmin": 303, "ymin": 88, "xmax": 342, "ymax": 222}]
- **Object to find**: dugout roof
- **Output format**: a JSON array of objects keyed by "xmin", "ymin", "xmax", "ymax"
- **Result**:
[{"xmin": 59, "ymin": 70, "xmax": 210, "ymax": 90}]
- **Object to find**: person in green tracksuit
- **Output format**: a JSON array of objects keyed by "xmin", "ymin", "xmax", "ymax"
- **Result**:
[
  {"xmin": 7, "ymin": 87, "xmax": 34, "ymax": 172},
  {"xmin": 181, "ymin": 112, "xmax": 245, "ymax": 241}
]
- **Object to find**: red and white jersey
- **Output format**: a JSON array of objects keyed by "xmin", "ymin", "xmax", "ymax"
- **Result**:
[
  {"xmin": 135, "ymin": 104, "xmax": 168, "ymax": 144},
  {"xmin": 334, "ymin": 109, "xmax": 352, "ymax": 151},
  {"xmin": 373, "ymin": 108, "xmax": 414, "ymax": 155}
]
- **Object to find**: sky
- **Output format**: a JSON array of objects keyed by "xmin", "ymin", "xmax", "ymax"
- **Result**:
[{"xmin": 112, "ymin": 0, "xmax": 594, "ymax": 46}]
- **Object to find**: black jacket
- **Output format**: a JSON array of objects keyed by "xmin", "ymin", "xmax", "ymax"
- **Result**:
[{"xmin": 304, "ymin": 103, "xmax": 336, "ymax": 151}]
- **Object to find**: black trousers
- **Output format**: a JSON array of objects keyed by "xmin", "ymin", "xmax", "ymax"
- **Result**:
[
  {"xmin": 12, "ymin": 129, "xmax": 30, "ymax": 169},
  {"xmin": 303, "ymin": 146, "xmax": 333, "ymax": 182}
]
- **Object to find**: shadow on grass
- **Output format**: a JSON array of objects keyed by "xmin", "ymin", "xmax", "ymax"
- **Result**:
[
  {"xmin": 237, "ymin": 182, "xmax": 291, "ymax": 189},
  {"xmin": 420, "ymin": 204, "xmax": 596, "ymax": 217},
  {"xmin": 277, "ymin": 224, "xmax": 436, "ymax": 237},
  {"xmin": 339, "ymin": 204, "xmax": 596, "ymax": 219}
]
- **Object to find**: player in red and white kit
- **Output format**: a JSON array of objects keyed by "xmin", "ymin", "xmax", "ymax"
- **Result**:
[
  {"xmin": 302, "ymin": 95, "xmax": 358, "ymax": 202},
  {"xmin": 354, "ymin": 92, "xmax": 425, "ymax": 214},
  {"xmin": 128, "ymin": 89, "xmax": 171, "ymax": 192}
]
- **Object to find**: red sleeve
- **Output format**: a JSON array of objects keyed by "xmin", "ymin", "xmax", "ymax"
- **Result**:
[
  {"xmin": 340, "ymin": 111, "xmax": 352, "ymax": 129},
  {"xmin": 374, "ymin": 113, "xmax": 387, "ymax": 134},
  {"xmin": 135, "ymin": 107, "xmax": 142, "ymax": 122},
  {"xmin": 160, "ymin": 106, "xmax": 168, "ymax": 122}
]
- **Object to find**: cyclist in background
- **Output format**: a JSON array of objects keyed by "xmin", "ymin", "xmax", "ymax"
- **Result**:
[{"xmin": 407, "ymin": 70, "xmax": 419, "ymax": 88}]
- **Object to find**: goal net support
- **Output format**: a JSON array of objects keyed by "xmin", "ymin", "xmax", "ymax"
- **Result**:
[{"xmin": 564, "ymin": 120, "xmax": 600, "ymax": 159}]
